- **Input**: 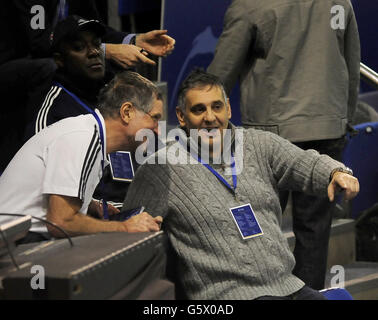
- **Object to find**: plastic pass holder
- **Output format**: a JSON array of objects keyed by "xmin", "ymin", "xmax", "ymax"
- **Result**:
[
  {"xmin": 229, "ymin": 203, "xmax": 264, "ymax": 239},
  {"xmin": 108, "ymin": 151, "xmax": 135, "ymax": 182}
]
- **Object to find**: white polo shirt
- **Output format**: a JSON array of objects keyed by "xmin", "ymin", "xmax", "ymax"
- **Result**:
[{"xmin": 0, "ymin": 109, "xmax": 107, "ymax": 233}]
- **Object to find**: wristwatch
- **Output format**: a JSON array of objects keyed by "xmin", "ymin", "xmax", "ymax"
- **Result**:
[{"xmin": 330, "ymin": 167, "xmax": 353, "ymax": 181}]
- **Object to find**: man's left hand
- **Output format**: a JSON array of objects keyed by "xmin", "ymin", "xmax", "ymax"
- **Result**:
[
  {"xmin": 136, "ymin": 30, "xmax": 175, "ymax": 57},
  {"xmin": 328, "ymin": 172, "xmax": 360, "ymax": 202}
]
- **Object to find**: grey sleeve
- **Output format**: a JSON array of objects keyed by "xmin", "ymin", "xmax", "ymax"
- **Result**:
[
  {"xmin": 262, "ymin": 132, "xmax": 344, "ymax": 196},
  {"xmin": 122, "ymin": 163, "xmax": 170, "ymax": 218},
  {"xmin": 207, "ymin": 1, "xmax": 256, "ymax": 95},
  {"xmin": 344, "ymin": 6, "xmax": 361, "ymax": 123}
]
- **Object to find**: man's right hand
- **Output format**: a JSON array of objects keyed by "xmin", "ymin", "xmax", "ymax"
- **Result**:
[
  {"xmin": 123, "ymin": 211, "xmax": 163, "ymax": 232},
  {"xmin": 105, "ymin": 44, "xmax": 156, "ymax": 68}
]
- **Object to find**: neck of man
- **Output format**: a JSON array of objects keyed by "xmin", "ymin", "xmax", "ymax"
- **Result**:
[
  {"xmin": 55, "ymin": 71, "xmax": 104, "ymax": 104},
  {"xmin": 103, "ymin": 117, "xmax": 129, "ymax": 154}
]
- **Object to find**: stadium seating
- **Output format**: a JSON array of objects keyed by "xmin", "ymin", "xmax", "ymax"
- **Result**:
[{"xmin": 320, "ymin": 287, "xmax": 354, "ymax": 300}]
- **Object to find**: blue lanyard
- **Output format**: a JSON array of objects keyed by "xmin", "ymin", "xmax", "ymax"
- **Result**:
[
  {"xmin": 198, "ymin": 154, "xmax": 237, "ymax": 194},
  {"xmin": 53, "ymin": 82, "xmax": 105, "ymax": 148},
  {"xmin": 54, "ymin": 82, "xmax": 109, "ymax": 219},
  {"xmin": 176, "ymin": 136, "xmax": 237, "ymax": 194}
]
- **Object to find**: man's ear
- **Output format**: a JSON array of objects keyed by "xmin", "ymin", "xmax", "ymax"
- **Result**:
[
  {"xmin": 176, "ymin": 106, "xmax": 186, "ymax": 127},
  {"xmin": 53, "ymin": 52, "xmax": 64, "ymax": 68},
  {"xmin": 120, "ymin": 102, "xmax": 135, "ymax": 124},
  {"xmin": 227, "ymin": 98, "xmax": 232, "ymax": 120}
]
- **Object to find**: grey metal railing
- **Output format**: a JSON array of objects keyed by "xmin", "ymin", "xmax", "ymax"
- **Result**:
[{"xmin": 360, "ymin": 63, "xmax": 378, "ymax": 89}]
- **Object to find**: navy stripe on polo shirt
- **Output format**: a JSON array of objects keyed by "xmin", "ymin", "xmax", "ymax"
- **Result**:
[
  {"xmin": 78, "ymin": 125, "xmax": 101, "ymax": 200},
  {"xmin": 35, "ymin": 86, "xmax": 62, "ymax": 133}
]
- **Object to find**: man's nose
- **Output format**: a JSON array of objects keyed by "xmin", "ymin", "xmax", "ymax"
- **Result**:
[
  {"xmin": 88, "ymin": 46, "xmax": 100, "ymax": 57},
  {"xmin": 153, "ymin": 122, "xmax": 160, "ymax": 136},
  {"xmin": 204, "ymin": 109, "xmax": 216, "ymax": 123}
]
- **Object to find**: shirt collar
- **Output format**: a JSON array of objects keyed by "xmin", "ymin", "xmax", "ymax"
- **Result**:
[{"xmin": 94, "ymin": 108, "xmax": 108, "ymax": 165}]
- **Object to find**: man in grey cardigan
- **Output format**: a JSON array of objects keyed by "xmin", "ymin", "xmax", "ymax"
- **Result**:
[
  {"xmin": 207, "ymin": 0, "xmax": 361, "ymax": 290},
  {"xmin": 123, "ymin": 70, "xmax": 359, "ymax": 299}
]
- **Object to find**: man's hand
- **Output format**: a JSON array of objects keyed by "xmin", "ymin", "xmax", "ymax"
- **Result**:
[
  {"xmin": 136, "ymin": 30, "xmax": 175, "ymax": 57},
  {"xmin": 328, "ymin": 172, "xmax": 360, "ymax": 202},
  {"xmin": 105, "ymin": 43, "xmax": 156, "ymax": 68},
  {"xmin": 46, "ymin": 195, "xmax": 162, "ymax": 238},
  {"xmin": 122, "ymin": 211, "xmax": 163, "ymax": 233}
]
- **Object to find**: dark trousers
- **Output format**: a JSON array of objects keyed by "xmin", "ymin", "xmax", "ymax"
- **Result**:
[
  {"xmin": 256, "ymin": 285, "xmax": 327, "ymax": 300},
  {"xmin": 280, "ymin": 137, "xmax": 346, "ymax": 290},
  {"xmin": 0, "ymin": 58, "xmax": 56, "ymax": 173}
]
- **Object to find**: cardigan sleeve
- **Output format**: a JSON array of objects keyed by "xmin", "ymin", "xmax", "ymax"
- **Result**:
[
  {"xmin": 207, "ymin": 0, "xmax": 257, "ymax": 95},
  {"xmin": 259, "ymin": 131, "xmax": 345, "ymax": 196}
]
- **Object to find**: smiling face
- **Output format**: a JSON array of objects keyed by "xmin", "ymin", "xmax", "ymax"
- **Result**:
[
  {"xmin": 176, "ymin": 85, "xmax": 231, "ymax": 151},
  {"xmin": 54, "ymin": 30, "xmax": 105, "ymax": 81}
]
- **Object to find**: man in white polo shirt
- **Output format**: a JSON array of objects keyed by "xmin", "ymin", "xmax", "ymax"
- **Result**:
[{"xmin": 0, "ymin": 71, "xmax": 163, "ymax": 243}]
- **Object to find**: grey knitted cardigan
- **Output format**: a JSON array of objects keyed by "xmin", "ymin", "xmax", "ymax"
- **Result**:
[{"xmin": 123, "ymin": 127, "xmax": 344, "ymax": 299}]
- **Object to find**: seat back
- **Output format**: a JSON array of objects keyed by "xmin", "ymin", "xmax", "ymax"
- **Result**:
[
  {"xmin": 342, "ymin": 122, "xmax": 378, "ymax": 219},
  {"xmin": 319, "ymin": 287, "xmax": 353, "ymax": 300}
]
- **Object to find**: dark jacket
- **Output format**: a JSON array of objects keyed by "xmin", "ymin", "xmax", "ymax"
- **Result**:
[
  {"xmin": 0, "ymin": 0, "xmax": 129, "ymax": 65},
  {"xmin": 24, "ymin": 71, "xmax": 103, "ymax": 140},
  {"xmin": 208, "ymin": 0, "xmax": 360, "ymax": 142}
]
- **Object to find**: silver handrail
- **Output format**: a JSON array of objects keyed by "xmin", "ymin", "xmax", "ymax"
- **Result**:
[{"xmin": 360, "ymin": 63, "xmax": 378, "ymax": 89}]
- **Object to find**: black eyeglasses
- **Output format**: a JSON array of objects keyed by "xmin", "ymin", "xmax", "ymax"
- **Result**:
[{"xmin": 145, "ymin": 111, "xmax": 162, "ymax": 124}]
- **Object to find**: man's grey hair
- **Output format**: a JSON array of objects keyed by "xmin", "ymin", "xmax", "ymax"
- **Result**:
[
  {"xmin": 177, "ymin": 68, "xmax": 228, "ymax": 111},
  {"xmin": 98, "ymin": 71, "xmax": 162, "ymax": 118}
]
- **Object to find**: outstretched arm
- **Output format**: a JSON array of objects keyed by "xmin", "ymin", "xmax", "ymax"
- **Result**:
[
  {"xmin": 263, "ymin": 130, "xmax": 360, "ymax": 199},
  {"xmin": 104, "ymin": 30, "xmax": 175, "ymax": 68},
  {"xmin": 135, "ymin": 30, "xmax": 175, "ymax": 57},
  {"xmin": 105, "ymin": 43, "xmax": 156, "ymax": 68},
  {"xmin": 46, "ymin": 194, "xmax": 162, "ymax": 238},
  {"xmin": 207, "ymin": 2, "xmax": 256, "ymax": 94}
]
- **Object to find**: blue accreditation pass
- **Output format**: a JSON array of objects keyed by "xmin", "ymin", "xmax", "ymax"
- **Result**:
[
  {"xmin": 108, "ymin": 151, "xmax": 135, "ymax": 182},
  {"xmin": 229, "ymin": 204, "xmax": 263, "ymax": 239}
]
